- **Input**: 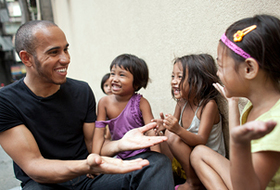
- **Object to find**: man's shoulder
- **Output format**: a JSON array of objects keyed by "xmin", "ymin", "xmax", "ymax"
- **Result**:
[{"xmin": 0, "ymin": 79, "xmax": 23, "ymax": 96}]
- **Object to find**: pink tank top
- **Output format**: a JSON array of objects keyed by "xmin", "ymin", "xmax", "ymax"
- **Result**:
[{"xmin": 95, "ymin": 93, "xmax": 150, "ymax": 159}]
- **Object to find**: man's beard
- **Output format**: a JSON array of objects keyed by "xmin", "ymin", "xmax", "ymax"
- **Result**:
[{"xmin": 34, "ymin": 56, "xmax": 67, "ymax": 85}]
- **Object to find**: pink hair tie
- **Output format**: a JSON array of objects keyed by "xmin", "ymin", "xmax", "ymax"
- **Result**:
[{"xmin": 220, "ymin": 33, "xmax": 251, "ymax": 59}]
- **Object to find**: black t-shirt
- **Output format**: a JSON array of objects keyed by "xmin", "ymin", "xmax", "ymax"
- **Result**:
[{"xmin": 0, "ymin": 78, "xmax": 97, "ymax": 184}]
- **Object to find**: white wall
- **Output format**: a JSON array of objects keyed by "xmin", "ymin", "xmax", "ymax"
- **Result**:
[{"xmin": 51, "ymin": 0, "xmax": 280, "ymax": 118}]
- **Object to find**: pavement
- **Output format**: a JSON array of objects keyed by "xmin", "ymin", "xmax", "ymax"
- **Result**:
[{"xmin": 0, "ymin": 146, "xmax": 21, "ymax": 190}]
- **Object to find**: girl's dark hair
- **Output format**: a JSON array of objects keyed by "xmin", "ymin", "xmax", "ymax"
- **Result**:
[
  {"xmin": 222, "ymin": 14, "xmax": 280, "ymax": 89},
  {"xmin": 110, "ymin": 54, "xmax": 149, "ymax": 91},
  {"xmin": 100, "ymin": 73, "xmax": 110, "ymax": 94},
  {"xmin": 175, "ymin": 54, "xmax": 220, "ymax": 115}
]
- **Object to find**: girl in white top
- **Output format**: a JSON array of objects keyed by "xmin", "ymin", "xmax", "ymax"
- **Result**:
[{"xmin": 153, "ymin": 54, "xmax": 225, "ymax": 190}]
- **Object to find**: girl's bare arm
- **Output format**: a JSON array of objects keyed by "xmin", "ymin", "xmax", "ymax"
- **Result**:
[
  {"xmin": 213, "ymin": 83, "xmax": 240, "ymax": 129},
  {"xmin": 230, "ymin": 120, "xmax": 279, "ymax": 190},
  {"xmin": 168, "ymin": 100, "xmax": 219, "ymax": 146},
  {"xmin": 140, "ymin": 97, "xmax": 161, "ymax": 152},
  {"xmin": 92, "ymin": 97, "xmax": 107, "ymax": 154}
]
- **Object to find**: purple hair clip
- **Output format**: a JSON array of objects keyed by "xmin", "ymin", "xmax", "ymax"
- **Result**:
[{"xmin": 220, "ymin": 34, "xmax": 251, "ymax": 59}]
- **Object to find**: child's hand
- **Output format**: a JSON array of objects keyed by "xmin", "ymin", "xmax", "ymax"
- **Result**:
[
  {"xmin": 151, "ymin": 112, "xmax": 166, "ymax": 135},
  {"xmin": 231, "ymin": 120, "xmax": 277, "ymax": 145},
  {"xmin": 162, "ymin": 114, "xmax": 181, "ymax": 133},
  {"xmin": 87, "ymin": 173, "xmax": 98, "ymax": 179},
  {"xmin": 213, "ymin": 83, "xmax": 226, "ymax": 97},
  {"xmin": 213, "ymin": 83, "xmax": 239, "ymax": 105}
]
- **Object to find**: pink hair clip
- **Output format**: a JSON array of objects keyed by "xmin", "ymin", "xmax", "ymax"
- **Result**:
[
  {"xmin": 233, "ymin": 25, "xmax": 257, "ymax": 42},
  {"xmin": 221, "ymin": 34, "xmax": 251, "ymax": 59}
]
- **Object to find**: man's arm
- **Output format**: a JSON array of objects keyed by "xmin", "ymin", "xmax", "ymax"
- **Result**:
[
  {"xmin": 0, "ymin": 124, "xmax": 150, "ymax": 183},
  {"xmin": 100, "ymin": 122, "xmax": 168, "ymax": 157},
  {"xmin": 0, "ymin": 125, "xmax": 90, "ymax": 183}
]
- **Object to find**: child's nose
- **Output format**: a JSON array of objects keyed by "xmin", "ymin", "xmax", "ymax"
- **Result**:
[{"xmin": 172, "ymin": 78, "xmax": 178, "ymax": 84}]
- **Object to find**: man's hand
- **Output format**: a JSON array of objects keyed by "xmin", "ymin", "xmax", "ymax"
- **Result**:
[
  {"xmin": 117, "ymin": 122, "xmax": 167, "ymax": 152},
  {"xmin": 87, "ymin": 153, "xmax": 149, "ymax": 174}
]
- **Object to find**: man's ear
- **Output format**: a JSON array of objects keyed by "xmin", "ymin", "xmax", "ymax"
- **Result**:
[
  {"xmin": 19, "ymin": 50, "xmax": 33, "ymax": 67},
  {"xmin": 244, "ymin": 58, "xmax": 259, "ymax": 80}
]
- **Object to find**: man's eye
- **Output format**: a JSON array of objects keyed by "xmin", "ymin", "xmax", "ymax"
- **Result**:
[{"xmin": 50, "ymin": 50, "xmax": 58, "ymax": 55}]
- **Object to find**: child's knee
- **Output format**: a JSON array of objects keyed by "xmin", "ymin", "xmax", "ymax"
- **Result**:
[
  {"xmin": 166, "ymin": 131, "xmax": 180, "ymax": 145},
  {"xmin": 190, "ymin": 145, "xmax": 206, "ymax": 163}
]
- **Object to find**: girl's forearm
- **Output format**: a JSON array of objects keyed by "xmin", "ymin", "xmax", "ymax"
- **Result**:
[
  {"xmin": 228, "ymin": 98, "xmax": 240, "ymax": 130},
  {"xmin": 100, "ymin": 139, "xmax": 121, "ymax": 157},
  {"xmin": 92, "ymin": 128, "xmax": 105, "ymax": 154},
  {"xmin": 230, "ymin": 138, "xmax": 261, "ymax": 190},
  {"xmin": 177, "ymin": 128, "xmax": 205, "ymax": 146}
]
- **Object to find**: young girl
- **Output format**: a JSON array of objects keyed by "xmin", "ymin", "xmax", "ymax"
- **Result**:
[
  {"xmin": 101, "ymin": 73, "xmax": 112, "ymax": 95},
  {"xmin": 92, "ymin": 53, "xmax": 160, "ymax": 159},
  {"xmin": 154, "ymin": 54, "xmax": 226, "ymax": 190},
  {"xmin": 100, "ymin": 73, "xmax": 112, "ymax": 140},
  {"xmin": 190, "ymin": 14, "xmax": 280, "ymax": 190}
]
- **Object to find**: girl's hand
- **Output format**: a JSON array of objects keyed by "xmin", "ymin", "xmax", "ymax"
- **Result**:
[
  {"xmin": 213, "ymin": 83, "xmax": 226, "ymax": 98},
  {"xmin": 231, "ymin": 120, "xmax": 277, "ymax": 145},
  {"xmin": 163, "ymin": 114, "xmax": 181, "ymax": 134},
  {"xmin": 213, "ymin": 83, "xmax": 239, "ymax": 102},
  {"xmin": 151, "ymin": 112, "xmax": 166, "ymax": 135}
]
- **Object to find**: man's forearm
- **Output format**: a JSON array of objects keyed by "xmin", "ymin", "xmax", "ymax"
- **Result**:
[{"xmin": 26, "ymin": 159, "xmax": 89, "ymax": 183}]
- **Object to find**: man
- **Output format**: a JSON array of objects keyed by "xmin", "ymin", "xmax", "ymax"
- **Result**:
[{"xmin": 0, "ymin": 20, "xmax": 174, "ymax": 189}]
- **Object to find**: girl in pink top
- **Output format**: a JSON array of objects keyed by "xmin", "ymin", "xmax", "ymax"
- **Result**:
[{"xmin": 92, "ymin": 54, "xmax": 160, "ymax": 159}]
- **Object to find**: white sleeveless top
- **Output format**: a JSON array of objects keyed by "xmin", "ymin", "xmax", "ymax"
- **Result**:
[{"xmin": 179, "ymin": 102, "xmax": 226, "ymax": 156}]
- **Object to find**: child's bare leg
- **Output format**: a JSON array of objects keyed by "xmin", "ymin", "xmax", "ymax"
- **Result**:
[
  {"xmin": 166, "ymin": 130, "xmax": 202, "ymax": 189},
  {"xmin": 160, "ymin": 141, "xmax": 173, "ymax": 162},
  {"xmin": 190, "ymin": 145, "xmax": 232, "ymax": 190}
]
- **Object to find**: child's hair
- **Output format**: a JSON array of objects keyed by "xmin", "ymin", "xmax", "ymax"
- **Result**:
[
  {"xmin": 101, "ymin": 73, "xmax": 110, "ymax": 94},
  {"xmin": 221, "ymin": 14, "xmax": 280, "ymax": 90},
  {"xmin": 110, "ymin": 54, "xmax": 149, "ymax": 91},
  {"xmin": 175, "ymin": 54, "xmax": 220, "ymax": 115}
]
